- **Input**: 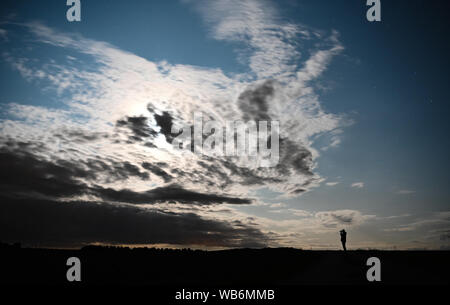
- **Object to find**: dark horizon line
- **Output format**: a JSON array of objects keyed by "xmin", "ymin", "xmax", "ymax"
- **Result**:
[{"xmin": 1, "ymin": 241, "xmax": 447, "ymax": 252}]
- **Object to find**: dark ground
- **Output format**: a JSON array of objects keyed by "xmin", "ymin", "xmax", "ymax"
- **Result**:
[{"xmin": 0, "ymin": 243, "xmax": 448, "ymax": 285}]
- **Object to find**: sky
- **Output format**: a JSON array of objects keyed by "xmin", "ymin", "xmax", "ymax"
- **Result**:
[{"xmin": 0, "ymin": 0, "xmax": 449, "ymax": 250}]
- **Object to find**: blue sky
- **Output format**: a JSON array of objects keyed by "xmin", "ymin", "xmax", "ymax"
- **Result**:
[{"xmin": 0, "ymin": 0, "xmax": 449, "ymax": 250}]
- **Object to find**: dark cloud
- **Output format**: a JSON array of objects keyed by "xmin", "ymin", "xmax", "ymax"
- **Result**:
[
  {"xmin": 0, "ymin": 146, "xmax": 252, "ymax": 205},
  {"xmin": 0, "ymin": 141, "xmax": 265, "ymax": 248},
  {"xmin": 291, "ymin": 189, "xmax": 306, "ymax": 194},
  {"xmin": 115, "ymin": 112, "xmax": 178, "ymax": 145},
  {"xmin": 55, "ymin": 129, "xmax": 109, "ymax": 144},
  {"xmin": 154, "ymin": 111, "xmax": 175, "ymax": 143},
  {"xmin": 276, "ymin": 138, "xmax": 314, "ymax": 177},
  {"xmin": 0, "ymin": 149, "xmax": 92, "ymax": 198},
  {"xmin": 219, "ymin": 159, "xmax": 283, "ymax": 186},
  {"xmin": 331, "ymin": 214, "xmax": 354, "ymax": 224},
  {"xmin": 238, "ymin": 80, "xmax": 274, "ymax": 122},
  {"xmin": 84, "ymin": 159, "xmax": 151, "ymax": 182},
  {"xmin": 0, "ymin": 148, "xmax": 153, "ymax": 200},
  {"xmin": 439, "ymin": 231, "xmax": 450, "ymax": 241},
  {"xmin": 197, "ymin": 160, "xmax": 233, "ymax": 188},
  {"xmin": 112, "ymin": 161, "xmax": 150, "ymax": 181},
  {"xmin": 316, "ymin": 210, "xmax": 365, "ymax": 228},
  {"xmin": 141, "ymin": 162, "xmax": 172, "ymax": 182},
  {"xmin": 0, "ymin": 196, "xmax": 268, "ymax": 248},
  {"xmin": 116, "ymin": 115, "xmax": 157, "ymax": 142},
  {"xmin": 93, "ymin": 184, "xmax": 252, "ymax": 205}
]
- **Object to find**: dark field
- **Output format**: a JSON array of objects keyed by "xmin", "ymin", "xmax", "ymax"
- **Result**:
[{"xmin": 0, "ymin": 244, "xmax": 448, "ymax": 285}]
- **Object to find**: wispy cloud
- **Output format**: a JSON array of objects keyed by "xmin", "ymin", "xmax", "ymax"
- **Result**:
[
  {"xmin": 0, "ymin": 28, "xmax": 7, "ymax": 41},
  {"xmin": 396, "ymin": 189, "xmax": 416, "ymax": 195},
  {"xmin": 190, "ymin": 0, "xmax": 306, "ymax": 79},
  {"xmin": 379, "ymin": 212, "xmax": 450, "ymax": 249},
  {"xmin": 315, "ymin": 210, "xmax": 375, "ymax": 228},
  {"xmin": 351, "ymin": 182, "xmax": 364, "ymax": 188}
]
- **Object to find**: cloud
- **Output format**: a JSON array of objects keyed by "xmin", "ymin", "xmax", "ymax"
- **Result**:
[
  {"xmin": 0, "ymin": 145, "xmax": 252, "ymax": 205},
  {"xmin": 153, "ymin": 111, "xmax": 177, "ymax": 143},
  {"xmin": 315, "ymin": 210, "xmax": 374, "ymax": 228},
  {"xmin": 0, "ymin": 0, "xmax": 349, "ymax": 247},
  {"xmin": 396, "ymin": 189, "xmax": 416, "ymax": 195},
  {"xmin": 190, "ymin": 0, "xmax": 304, "ymax": 78},
  {"xmin": 326, "ymin": 182, "xmax": 339, "ymax": 186},
  {"xmin": 351, "ymin": 182, "xmax": 364, "ymax": 188},
  {"xmin": 94, "ymin": 185, "xmax": 253, "ymax": 205},
  {"xmin": 0, "ymin": 28, "xmax": 7, "ymax": 41},
  {"xmin": 0, "ymin": 142, "xmax": 266, "ymax": 248},
  {"xmin": 289, "ymin": 209, "xmax": 312, "ymax": 217},
  {"xmin": 382, "ymin": 212, "xmax": 450, "ymax": 233},
  {"xmin": 141, "ymin": 162, "xmax": 172, "ymax": 183},
  {"xmin": 216, "ymin": 207, "xmax": 377, "ymax": 249},
  {"xmin": 1, "ymin": 19, "xmax": 346, "ymax": 197},
  {"xmin": 0, "ymin": 196, "xmax": 268, "ymax": 248},
  {"xmin": 115, "ymin": 116, "xmax": 158, "ymax": 143},
  {"xmin": 376, "ymin": 212, "xmax": 450, "ymax": 249},
  {"xmin": 237, "ymin": 80, "xmax": 274, "ymax": 122}
]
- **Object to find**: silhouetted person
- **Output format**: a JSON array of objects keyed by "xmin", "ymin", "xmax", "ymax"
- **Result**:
[{"xmin": 340, "ymin": 229, "xmax": 347, "ymax": 251}]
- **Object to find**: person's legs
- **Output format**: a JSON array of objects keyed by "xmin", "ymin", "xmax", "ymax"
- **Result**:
[{"xmin": 341, "ymin": 241, "xmax": 346, "ymax": 251}]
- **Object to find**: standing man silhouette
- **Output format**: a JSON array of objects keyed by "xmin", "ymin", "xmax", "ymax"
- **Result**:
[{"xmin": 340, "ymin": 229, "xmax": 347, "ymax": 251}]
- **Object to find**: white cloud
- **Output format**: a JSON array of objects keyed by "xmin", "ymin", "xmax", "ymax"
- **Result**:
[
  {"xmin": 269, "ymin": 202, "xmax": 286, "ymax": 208},
  {"xmin": 326, "ymin": 181, "xmax": 339, "ymax": 186},
  {"xmin": 351, "ymin": 182, "xmax": 364, "ymax": 188},
  {"xmin": 191, "ymin": 0, "xmax": 304, "ymax": 79}
]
